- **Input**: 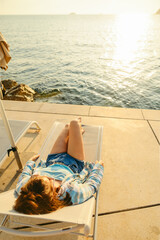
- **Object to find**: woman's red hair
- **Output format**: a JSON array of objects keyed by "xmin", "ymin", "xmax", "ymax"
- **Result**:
[{"xmin": 14, "ymin": 176, "xmax": 71, "ymax": 215}]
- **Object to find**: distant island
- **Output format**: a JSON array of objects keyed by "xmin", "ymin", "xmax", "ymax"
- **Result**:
[
  {"xmin": 69, "ymin": 12, "xmax": 76, "ymax": 15},
  {"xmin": 155, "ymin": 9, "xmax": 160, "ymax": 14}
]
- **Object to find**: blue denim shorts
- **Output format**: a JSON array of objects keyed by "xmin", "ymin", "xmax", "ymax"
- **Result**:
[{"xmin": 46, "ymin": 153, "xmax": 84, "ymax": 173}]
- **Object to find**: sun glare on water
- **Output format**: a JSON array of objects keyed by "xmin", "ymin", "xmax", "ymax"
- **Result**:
[{"xmin": 113, "ymin": 13, "xmax": 150, "ymax": 64}]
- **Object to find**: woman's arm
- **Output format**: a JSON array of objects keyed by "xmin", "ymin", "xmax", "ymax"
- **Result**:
[
  {"xmin": 15, "ymin": 155, "xmax": 39, "ymax": 195},
  {"xmin": 59, "ymin": 162, "xmax": 104, "ymax": 204},
  {"xmin": 85, "ymin": 162, "xmax": 104, "ymax": 192}
]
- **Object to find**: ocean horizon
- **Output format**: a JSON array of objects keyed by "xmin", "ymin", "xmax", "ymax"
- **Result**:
[{"xmin": 0, "ymin": 14, "xmax": 160, "ymax": 109}]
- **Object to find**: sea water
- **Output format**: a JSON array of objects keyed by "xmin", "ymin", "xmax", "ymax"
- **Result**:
[{"xmin": 0, "ymin": 14, "xmax": 160, "ymax": 109}]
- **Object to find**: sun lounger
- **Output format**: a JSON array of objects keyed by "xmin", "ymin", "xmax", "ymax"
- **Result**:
[
  {"xmin": 0, "ymin": 121, "xmax": 103, "ymax": 239},
  {"xmin": 0, "ymin": 119, "xmax": 40, "ymax": 169}
]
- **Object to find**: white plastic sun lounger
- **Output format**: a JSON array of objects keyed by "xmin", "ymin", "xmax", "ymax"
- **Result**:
[
  {"xmin": 0, "ymin": 119, "xmax": 41, "ymax": 170},
  {"xmin": 0, "ymin": 121, "xmax": 103, "ymax": 239}
]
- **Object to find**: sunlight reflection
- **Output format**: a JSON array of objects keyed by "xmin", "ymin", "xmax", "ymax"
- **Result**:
[{"xmin": 113, "ymin": 13, "xmax": 150, "ymax": 63}]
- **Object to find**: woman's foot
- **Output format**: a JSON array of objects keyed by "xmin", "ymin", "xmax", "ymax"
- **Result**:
[{"xmin": 75, "ymin": 117, "xmax": 85, "ymax": 134}]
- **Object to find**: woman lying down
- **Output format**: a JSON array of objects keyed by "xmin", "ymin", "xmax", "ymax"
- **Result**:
[{"xmin": 14, "ymin": 118, "xmax": 104, "ymax": 214}]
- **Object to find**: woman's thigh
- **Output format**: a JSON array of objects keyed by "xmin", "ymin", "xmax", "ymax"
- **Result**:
[{"xmin": 67, "ymin": 120, "xmax": 85, "ymax": 161}]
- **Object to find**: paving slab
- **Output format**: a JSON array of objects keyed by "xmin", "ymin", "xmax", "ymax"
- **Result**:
[
  {"xmin": 148, "ymin": 121, "xmax": 160, "ymax": 144},
  {"xmin": 39, "ymin": 102, "xmax": 90, "ymax": 116},
  {"xmin": 91, "ymin": 117, "xmax": 160, "ymax": 213},
  {"xmin": 89, "ymin": 106, "xmax": 143, "ymax": 119},
  {"xmin": 2, "ymin": 100, "xmax": 43, "ymax": 112},
  {"xmin": 97, "ymin": 206, "xmax": 160, "ymax": 240},
  {"xmin": 142, "ymin": 109, "xmax": 160, "ymax": 121}
]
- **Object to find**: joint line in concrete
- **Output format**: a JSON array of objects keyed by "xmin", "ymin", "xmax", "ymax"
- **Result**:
[
  {"xmin": 93, "ymin": 203, "xmax": 160, "ymax": 217},
  {"xmin": 147, "ymin": 120, "xmax": 160, "ymax": 145}
]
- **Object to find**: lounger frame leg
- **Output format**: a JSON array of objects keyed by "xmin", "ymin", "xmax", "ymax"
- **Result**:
[
  {"xmin": 93, "ymin": 191, "xmax": 99, "ymax": 240},
  {"xmin": 0, "ymin": 215, "xmax": 9, "ymax": 233},
  {"xmin": 29, "ymin": 121, "xmax": 41, "ymax": 131},
  {"xmin": 0, "ymin": 220, "xmax": 84, "ymax": 237}
]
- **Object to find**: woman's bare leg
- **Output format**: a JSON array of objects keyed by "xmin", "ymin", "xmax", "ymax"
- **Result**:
[
  {"xmin": 67, "ymin": 119, "xmax": 85, "ymax": 161},
  {"xmin": 49, "ymin": 124, "xmax": 69, "ymax": 154}
]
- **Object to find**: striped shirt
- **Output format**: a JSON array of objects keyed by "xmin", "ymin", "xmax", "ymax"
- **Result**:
[{"xmin": 15, "ymin": 159, "xmax": 104, "ymax": 205}]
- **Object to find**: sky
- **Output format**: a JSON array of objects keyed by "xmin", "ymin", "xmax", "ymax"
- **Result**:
[{"xmin": 0, "ymin": 0, "xmax": 159, "ymax": 15}]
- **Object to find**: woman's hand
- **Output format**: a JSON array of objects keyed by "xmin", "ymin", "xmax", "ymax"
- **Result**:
[
  {"xmin": 30, "ymin": 154, "xmax": 40, "ymax": 162},
  {"xmin": 96, "ymin": 160, "xmax": 104, "ymax": 167}
]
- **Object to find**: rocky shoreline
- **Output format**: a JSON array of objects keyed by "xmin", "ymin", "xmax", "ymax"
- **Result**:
[{"xmin": 1, "ymin": 79, "xmax": 61, "ymax": 102}]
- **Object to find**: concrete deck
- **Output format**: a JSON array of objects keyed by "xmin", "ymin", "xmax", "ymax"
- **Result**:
[{"xmin": 0, "ymin": 100, "xmax": 160, "ymax": 240}]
